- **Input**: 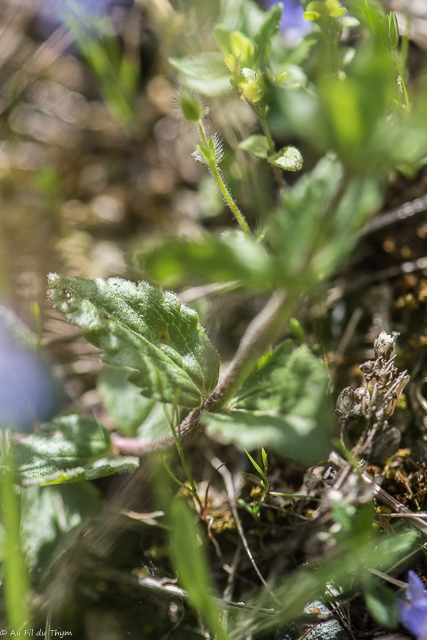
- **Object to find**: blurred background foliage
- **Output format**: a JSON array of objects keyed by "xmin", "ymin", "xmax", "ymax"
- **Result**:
[{"xmin": 3, "ymin": 0, "xmax": 427, "ymax": 637}]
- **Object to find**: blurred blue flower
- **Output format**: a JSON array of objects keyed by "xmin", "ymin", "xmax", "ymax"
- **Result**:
[
  {"xmin": 0, "ymin": 319, "xmax": 61, "ymax": 432},
  {"xmin": 36, "ymin": 0, "xmax": 130, "ymax": 42},
  {"xmin": 264, "ymin": 0, "xmax": 311, "ymax": 46},
  {"xmin": 398, "ymin": 571, "xmax": 427, "ymax": 639}
]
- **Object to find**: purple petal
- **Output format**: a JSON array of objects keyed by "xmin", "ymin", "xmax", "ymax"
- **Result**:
[
  {"xmin": 0, "ymin": 324, "xmax": 62, "ymax": 432},
  {"xmin": 398, "ymin": 573, "xmax": 427, "ymax": 639},
  {"xmin": 263, "ymin": 0, "xmax": 312, "ymax": 45},
  {"xmin": 408, "ymin": 571, "xmax": 427, "ymax": 602}
]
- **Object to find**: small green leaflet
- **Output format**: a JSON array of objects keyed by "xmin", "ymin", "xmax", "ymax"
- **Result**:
[
  {"xmin": 48, "ymin": 274, "xmax": 220, "ymax": 408},
  {"xmin": 267, "ymin": 146, "xmax": 303, "ymax": 171}
]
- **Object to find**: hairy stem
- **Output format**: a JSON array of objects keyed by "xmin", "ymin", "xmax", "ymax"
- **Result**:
[
  {"xmin": 197, "ymin": 120, "xmax": 252, "ymax": 236},
  {"xmin": 244, "ymin": 97, "xmax": 285, "ymax": 192}
]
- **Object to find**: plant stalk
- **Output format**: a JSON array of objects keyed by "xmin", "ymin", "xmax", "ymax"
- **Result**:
[{"xmin": 197, "ymin": 120, "xmax": 252, "ymax": 236}]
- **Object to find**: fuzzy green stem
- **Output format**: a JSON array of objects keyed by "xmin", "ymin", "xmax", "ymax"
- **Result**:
[
  {"xmin": 394, "ymin": 49, "xmax": 411, "ymax": 110},
  {"xmin": 243, "ymin": 97, "xmax": 285, "ymax": 192},
  {"xmin": 197, "ymin": 120, "xmax": 252, "ymax": 236}
]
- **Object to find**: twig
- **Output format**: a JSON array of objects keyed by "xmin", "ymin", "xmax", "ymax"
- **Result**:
[
  {"xmin": 205, "ymin": 290, "xmax": 297, "ymax": 412},
  {"xmin": 208, "ymin": 454, "xmax": 280, "ymax": 606},
  {"xmin": 359, "ymin": 194, "xmax": 427, "ymax": 237},
  {"xmin": 329, "ymin": 452, "xmax": 427, "ymax": 537}
]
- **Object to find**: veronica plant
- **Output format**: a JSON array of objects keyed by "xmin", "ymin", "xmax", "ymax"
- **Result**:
[{"xmin": 2, "ymin": 0, "xmax": 427, "ymax": 637}]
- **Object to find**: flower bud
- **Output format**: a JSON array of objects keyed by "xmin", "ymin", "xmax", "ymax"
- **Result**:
[
  {"xmin": 386, "ymin": 11, "xmax": 399, "ymax": 49},
  {"xmin": 178, "ymin": 88, "xmax": 203, "ymax": 122}
]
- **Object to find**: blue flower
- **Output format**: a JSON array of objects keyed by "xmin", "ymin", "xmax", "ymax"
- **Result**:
[
  {"xmin": 398, "ymin": 571, "xmax": 427, "ymax": 639},
  {"xmin": 264, "ymin": 0, "xmax": 311, "ymax": 46},
  {"xmin": 36, "ymin": 0, "xmax": 130, "ymax": 43},
  {"xmin": 0, "ymin": 318, "xmax": 61, "ymax": 432}
]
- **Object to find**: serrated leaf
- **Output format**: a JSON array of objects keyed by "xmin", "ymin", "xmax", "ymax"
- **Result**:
[
  {"xmin": 138, "ymin": 230, "xmax": 275, "ymax": 291},
  {"xmin": 363, "ymin": 580, "xmax": 399, "ymax": 629},
  {"xmin": 21, "ymin": 456, "xmax": 139, "ymax": 487},
  {"xmin": 20, "ymin": 483, "xmax": 103, "ymax": 580},
  {"xmin": 267, "ymin": 146, "xmax": 303, "ymax": 171},
  {"xmin": 204, "ymin": 342, "xmax": 330, "ymax": 464},
  {"xmin": 98, "ymin": 366, "xmax": 171, "ymax": 439},
  {"xmin": 238, "ymin": 134, "xmax": 269, "ymax": 158},
  {"xmin": 48, "ymin": 274, "xmax": 219, "ymax": 408},
  {"xmin": 169, "ymin": 53, "xmax": 231, "ymax": 96},
  {"xmin": 14, "ymin": 415, "xmax": 113, "ymax": 484}
]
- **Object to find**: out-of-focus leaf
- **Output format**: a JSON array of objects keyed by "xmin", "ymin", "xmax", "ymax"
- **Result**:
[
  {"xmin": 20, "ymin": 483, "xmax": 103, "ymax": 581},
  {"xmin": 363, "ymin": 580, "xmax": 399, "ymax": 629},
  {"xmin": 219, "ymin": 0, "xmax": 266, "ymax": 40},
  {"xmin": 48, "ymin": 274, "xmax": 219, "ymax": 408},
  {"xmin": 138, "ymin": 230, "xmax": 276, "ymax": 290},
  {"xmin": 14, "ymin": 415, "xmax": 112, "ymax": 484},
  {"xmin": 98, "ymin": 366, "xmax": 172, "ymax": 440},
  {"xmin": 238, "ymin": 134, "xmax": 269, "ymax": 158},
  {"xmin": 267, "ymin": 145, "xmax": 303, "ymax": 171},
  {"xmin": 267, "ymin": 156, "xmax": 382, "ymax": 287},
  {"xmin": 170, "ymin": 499, "xmax": 230, "ymax": 640},
  {"xmin": 249, "ymin": 529, "xmax": 417, "ymax": 635},
  {"xmin": 0, "ymin": 457, "xmax": 30, "ymax": 630},
  {"xmin": 204, "ymin": 408, "xmax": 329, "ymax": 465},
  {"xmin": 169, "ymin": 53, "xmax": 231, "ymax": 96},
  {"xmin": 204, "ymin": 342, "xmax": 330, "ymax": 464},
  {"xmin": 253, "ymin": 3, "xmax": 282, "ymax": 67},
  {"xmin": 231, "ymin": 342, "xmax": 325, "ymax": 413}
]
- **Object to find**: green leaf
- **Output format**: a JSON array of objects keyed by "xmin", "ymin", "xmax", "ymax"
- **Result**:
[
  {"xmin": 267, "ymin": 146, "xmax": 303, "ymax": 171},
  {"xmin": 268, "ymin": 157, "xmax": 383, "ymax": 287},
  {"xmin": 204, "ymin": 410, "xmax": 329, "ymax": 465},
  {"xmin": 214, "ymin": 24, "xmax": 232, "ymax": 55},
  {"xmin": 20, "ymin": 483, "xmax": 103, "ymax": 581},
  {"xmin": 219, "ymin": 0, "xmax": 266, "ymax": 40},
  {"xmin": 244, "ymin": 448, "xmax": 264, "ymax": 477},
  {"xmin": 363, "ymin": 580, "xmax": 399, "ymax": 629},
  {"xmin": 253, "ymin": 3, "xmax": 283, "ymax": 67},
  {"xmin": 169, "ymin": 53, "xmax": 231, "ymax": 96},
  {"xmin": 98, "ymin": 366, "xmax": 171, "ymax": 439},
  {"xmin": 138, "ymin": 230, "xmax": 275, "ymax": 290},
  {"xmin": 238, "ymin": 134, "xmax": 269, "ymax": 158},
  {"xmin": 14, "ymin": 415, "xmax": 114, "ymax": 484},
  {"xmin": 232, "ymin": 341, "xmax": 326, "ymax": 415},
  {"xmin": 48, "ymin": 274, "xmax": 219, "ymax": 408},
  {"xmin": 170, "ymin": 499, "xmax": 230, "ymax": 640},
  {"xmin": 204, "ymin": 342, "xmax": 330, "ymax": 464}
]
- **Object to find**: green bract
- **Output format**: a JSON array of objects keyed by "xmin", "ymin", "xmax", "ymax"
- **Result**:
[
  {"xmin": 178, "ymin": 88, "xmax": 203, "ymax": 122},
  {"xmin": 48, "ymin": 274, "xmax": 220, "ymax": 408},
  {"xmin": 386, "ymin": 11, "xmax": 399, "ymax": 49}
]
